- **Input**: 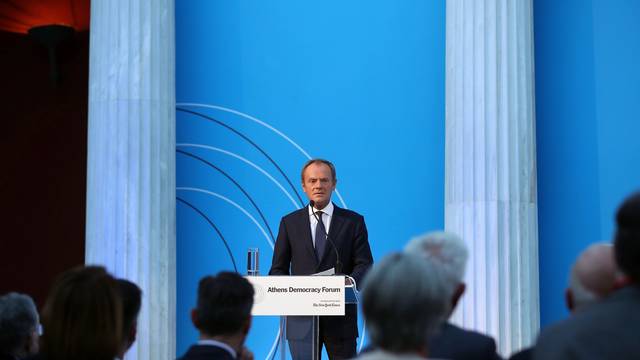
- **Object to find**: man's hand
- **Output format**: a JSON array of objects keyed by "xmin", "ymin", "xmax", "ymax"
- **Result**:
[{"xmin": 345, "ymin": 277, "xmax": 353, "ymax": 286}]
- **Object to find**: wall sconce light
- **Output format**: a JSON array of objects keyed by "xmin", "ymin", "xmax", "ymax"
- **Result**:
[{"xmin": 28, "ymin": 24, "xmax": 75, "ymax": 85}]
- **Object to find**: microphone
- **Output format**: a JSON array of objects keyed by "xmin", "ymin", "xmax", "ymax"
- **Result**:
[{"xmin": 310, "ymin": 200, "xmax": 343, "ymax": 274}]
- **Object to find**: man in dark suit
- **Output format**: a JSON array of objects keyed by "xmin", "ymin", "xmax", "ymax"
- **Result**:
[
  {"xmin": 428, "ymin": 322, "xmax": 501, "ymax": 360},
  {"xmin": 533, "ymin": 192, "xmax": 640, "ymax": 360},
  {"xmin": 269, "ymin": 159, "xmax": 373, "ymax": 360},
  {"xmin": 404, "ymin": 231, "xmax": 502, "ymax": 360},
  {"xmin": 509, "ymin": 243, "xmax": 621, "ymax": 360},
  {"xmin": 178, "ymin": 272, "xmax": 255, "ymax": 360}
]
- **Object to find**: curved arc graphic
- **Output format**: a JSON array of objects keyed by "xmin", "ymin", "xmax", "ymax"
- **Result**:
[
  {"xmin": 265, "ymin": 327, "xmax": 281, "ymax": 360},
  {"xmin": 177, "ymin": 149, "xmax": 276, "ymax": 243},
  {"xmin": 176, "ymin": 107, "xmax": 306, "ymax": 208},
  {"xmin": 177, "ymin": 103, "xmax": 365, "ymax": 354},
  {"xmin": 176, "ymin": 103, "xmax": 349, "ymax": 209},
  {"xmin": 176, "ymin": 197, "xmax": 238, "ymax": 272},
  {"xmin": 177, "ymin": 189, "xmax": 280, "ymax": 360},
  {"xmin": 177, "ymin": 143, "xmax": 300, "ymax": 210},
  {"xmin": 177, "ymin": 187, "xmax": 274, "ymax": 250}
]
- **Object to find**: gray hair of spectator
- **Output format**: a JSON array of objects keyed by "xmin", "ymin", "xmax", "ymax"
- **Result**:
[
  {"xmin": 404, "ymin": 231, "xmax": 469, "ymax": 297},
  {"xmin": 361, "ymin": 253, "xmax": 450, "ymax": 353},
  {"xmin": 0, "ymin": 292, "xmax": 39, "ymax": 356}
]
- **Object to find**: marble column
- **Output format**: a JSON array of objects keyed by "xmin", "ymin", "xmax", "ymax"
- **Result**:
[
  {"xmin": 85, "ymin": 1, "xmax": 176, "ymax": 359},
  {"xmin": 445, "ymin": 0, "xmax": 539, "ymax": 355}
]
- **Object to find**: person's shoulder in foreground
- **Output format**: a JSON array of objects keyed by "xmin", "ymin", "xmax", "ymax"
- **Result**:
[
  {"xmin": 430, "ymin": 322, "xmax": 501, "ymax": 360},
  {"xmin": 178, "ymin": 272, "xmax": 254, "ymax": 360},
  {"xmin": 355, "ymin": 348, "xmax": 448, "ymax": 360},
  {"xmin": 534, "ymin": 191, "xmax": 640, "ymax": 360}
]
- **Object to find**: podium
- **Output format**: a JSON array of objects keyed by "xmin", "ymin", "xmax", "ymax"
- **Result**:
[{"xmin": 246, "ymin": 275, "xmax": 359, "ymax": 360}]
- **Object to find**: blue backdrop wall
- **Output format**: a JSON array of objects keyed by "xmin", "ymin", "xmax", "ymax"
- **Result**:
[
  {"xmin": 175, "ymin": 1, "xmax": 446, "ymax": 358},
  {"xmin": 535, "ymin": 0, "xmax": 640, "ymax": 327}
]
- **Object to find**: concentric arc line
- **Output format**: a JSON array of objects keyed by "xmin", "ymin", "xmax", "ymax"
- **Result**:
[
  {"xmin": 177, "ymin": 149, "xmax": 275, "ymax": 242},
  {"xmin": 177, "ymin": 187, "xmax": 274, "ymax": 249},
  {"xmin": 177, "ymin": 143, "xmax": 300, "ymax": 210},
  {"xmin": 176, "ymin": 197, "xmax": 238, "ymax": 272},
  {"xmin": 176, "ymin": 103, "xmax": 349, "ymax": 208},
  {"xmin": 177, "ymin": 107, "xmax": 305, "ymax": 207}
]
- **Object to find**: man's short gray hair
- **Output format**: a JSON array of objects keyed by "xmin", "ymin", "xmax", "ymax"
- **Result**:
[
  {"xmin": 361, "ymin": 253, "xmax": 450, "ymax": 353},
  {"xmin": 404, "ymin": 231, "xmax": 469, "ymax": 298},
  {"xmin": 0, "ymin": 292, "xmax": 39, "ymax": 356}
]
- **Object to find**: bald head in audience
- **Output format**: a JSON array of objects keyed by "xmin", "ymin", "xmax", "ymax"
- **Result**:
[
  {"xmin": 532, "ymin": 192, "xmax": 640, "ymax": 360},
  {"xmin": 566, "ymin": 243, "xmax": 621, "ymax": 312}
]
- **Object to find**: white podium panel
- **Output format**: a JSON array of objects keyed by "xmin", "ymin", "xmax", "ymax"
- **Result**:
[{"xmin": 246, "ymin": 276, "xmax": 345, "ymax": 316}]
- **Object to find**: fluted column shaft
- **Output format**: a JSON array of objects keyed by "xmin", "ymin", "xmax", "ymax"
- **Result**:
[
  {"xmin": 85, "ymin": 1, "xmax": 176, "ymax": 360},
  {"xmin": 445, "ymin": 0, "xmax": 539, "ymax": 355}
]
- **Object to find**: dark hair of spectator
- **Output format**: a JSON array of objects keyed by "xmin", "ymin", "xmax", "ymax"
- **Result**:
[
  {"xmin": 615, "ymin": 192, "xmax": 640, "ymax": 282},
  {"xmin": 116, "ymin": 279, "xmax": 142, "ymax": 336},
  {"xmin": 195, "ymin": 272, "xmax": 254, "ymax": 336},
  {"xmin": 41, "ymin": 265, "xmax": 122, "ymax": 360}
]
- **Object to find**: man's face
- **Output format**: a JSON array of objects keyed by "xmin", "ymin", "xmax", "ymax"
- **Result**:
[{"xmin": 302, "ymin": 162, "xmax": 336, "ymax": 209}]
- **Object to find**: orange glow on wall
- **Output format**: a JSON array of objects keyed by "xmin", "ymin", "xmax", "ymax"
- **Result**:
[{"xmin": 0, "ymin": 0, "xmax": 90, "ymax": 34}]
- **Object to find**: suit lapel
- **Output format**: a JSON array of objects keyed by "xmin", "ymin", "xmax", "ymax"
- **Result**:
[{"xmin": 297, "ymin": 207, "xmax": 318, "ymax": 267}]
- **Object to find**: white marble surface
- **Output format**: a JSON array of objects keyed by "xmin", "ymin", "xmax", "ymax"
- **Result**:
[
  {"xmin": 85, "ymin": 1, "xmax": 176, "ymax": 359},
  {"xmin": 445, "ymin": 0, "xmax": 539, "ymax": 355}
]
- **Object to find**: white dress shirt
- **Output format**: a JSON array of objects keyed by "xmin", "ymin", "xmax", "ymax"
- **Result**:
[
  {"xmin": 197, "ymin": 339, "xmax": 237, "ymax": 359},
  {"xmin": 308, "ymin": 201, "xmax": 334, "ymax": 247}
]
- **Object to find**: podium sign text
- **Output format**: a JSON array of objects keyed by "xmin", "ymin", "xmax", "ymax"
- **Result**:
[{"xmin": 246, "ymin": 276, "xmax": 345, "ymax": 316}]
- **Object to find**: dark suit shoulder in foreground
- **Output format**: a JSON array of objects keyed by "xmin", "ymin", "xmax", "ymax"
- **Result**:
[
  {"xmin": 429, "ymin": 322, "xmax": 502, "ymax": 360},
  {"xmin": 534, "ymin": 286, "xmax": 640, "ymax": 360},
  {"xmin": 508, "ymin": 347, "xmax": 531, "ymax": 360},
  {"xmin": 177, "ymin": 344, "xmax": 235, "ymax": 360}
]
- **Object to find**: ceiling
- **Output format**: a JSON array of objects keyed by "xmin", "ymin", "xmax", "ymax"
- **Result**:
[{"xmin": 0, "ymin": 0, "xmax": 90, "ymax": 34}]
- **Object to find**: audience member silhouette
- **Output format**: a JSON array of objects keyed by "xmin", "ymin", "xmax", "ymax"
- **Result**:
[
  {"xmin": 404, "ymin": 231, "xmax": 502, "ymax": 360},
  {"xmin": 178, "ymin": 272, "xmax": 254, "ymax": 360},
  {"xmin": 27, "ymin": 265, "xmax": 123, "ymax": 360},
  {"xmin": 510, "ymin": 243, "xmax": 622, "ymax": 360},
  {"xmin": 0, "ymin": 293, "xmax": 40, "ymax": 360},
  {"xmin": 356, "ymin": 252, "xmax": 450, "ymax": 360},
  {"xmin": 116, "ymin": 279, "xmax": 142, "ymax": 360},
  {"xmin": 533, "ymin": 192, "xmax": 640, "ymax": 360},
  {"xmin": 565, "ymin": 243, "xmax": 622, "ymax": 311},
  {"xmin": 8, "ymin": 194, "xmax": 639, "ymax": 360}
]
